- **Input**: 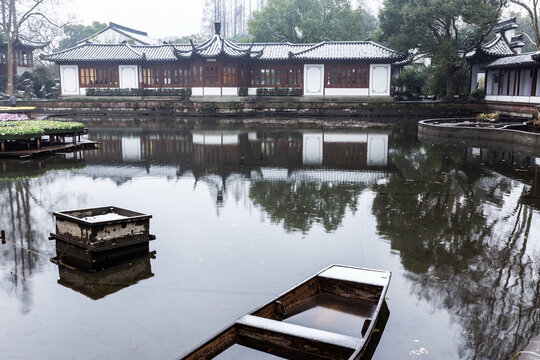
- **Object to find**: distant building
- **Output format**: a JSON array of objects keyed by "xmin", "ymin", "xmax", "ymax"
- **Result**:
[
  {"xmin": 0, "ymin": 40, "xmax": 47, "ymax": 76},
  {"xmin": 76, "ymin": 22, "xmax": 160, "ymax": 46},
  {"xmin": 466, "ymin": 18, "xmax": 526, "ymax": 95},
  {"xmin": 42, "ymin": 23, "xmax": 406, "ymax": 98}
]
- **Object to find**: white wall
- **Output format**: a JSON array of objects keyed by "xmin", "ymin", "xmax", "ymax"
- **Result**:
[
  {"xmin": 60, "ymin": 65, "xmax": 79, "ymax": 96},
  {"xmin": 369, "ymin": 64, "xmax": 391, "ymax": 96},
  {"xmin": 204, "ymin": 87, "xmax": 221, "ymax": 96},
  {"xmin": 119, "ymin": 65, "xmax": 138, "ymax": 89},
  {"xmin": 191, "ymin": 87, "xmax": 203, "ymax": 96},
  {"xmin": 222, "ymin": 87, "xmax": 238, "ymax": 96},
  {"xmin": 485, "ymin": 94, "xmax": 540, "ymax": 104},
  {"xmin": 304, "ymin": 64, "xmax": 324, "ymax": 96}
]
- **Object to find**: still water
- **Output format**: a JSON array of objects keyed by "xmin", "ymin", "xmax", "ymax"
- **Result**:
[{"xmin": 0, "ymin": 120, "xmax": 539, "ymax": 360}]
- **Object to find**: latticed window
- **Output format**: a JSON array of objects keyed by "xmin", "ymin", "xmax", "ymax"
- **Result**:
[
  {"xmin": 284, "ymin": 68, "xmax": 302, "ymax": 87},
  {"xmin": 205, "ymin": 65, "xmax": 219, "ymax": 86},
  {"xmin": 223, "ymin": 66, "xmax": 236, "ymax": 86},
  {"xmin": 192, "ymin": 65, "xmax": 203, "ymax": 86},
  {"xmin": 142, "ymin": 66, "xmax": 190, "ymax": 87},
  {"xmin": 326, "ymin": 65, "xmax": 369, "ymax": 88},
  {"xmin": 80, "ymin": 65, "xmax": 119, "ymax": 87},
  {"xmin": 251, "ymin": 68, "xmax": 282, "ymax": 86}
]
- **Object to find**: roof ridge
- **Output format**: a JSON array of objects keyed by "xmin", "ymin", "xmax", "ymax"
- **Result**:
[
  {"xmin": 109, "ymin": 22, "xmax": 148, "ymax": 36},
  {"xmin": 112, "ymin": 27, "xmax": 151, "ymax": 45},
  {"xmin": 289, "ymin": 40, "xmax": 328, "ymax": 57},
  {"xmin": 124, "ymin": 43, "xmax": 143, "ymax": 58}
]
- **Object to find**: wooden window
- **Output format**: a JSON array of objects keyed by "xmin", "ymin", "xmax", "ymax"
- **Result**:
[
  {"xmin": 223, "ymin": 66, "xmax": 236, "ymax": 86},
  {"xmin": 192, "ymin": 65, "xmax": 203, "ymax": 86},
  {"xmin": 142, "ymin": 68, "xmax": 159, "ymax": 86},
  {"xmin": 326, "ymin": 64, "xmax": 369, "ymax": 88},
  {"xmin": 142, "ymin": 65, "xmax": 190, "ymax": 87},
  {"xmin": 250, "ymin": 67, "xmax": 285, "ymax": 87},
  {"xmin": 79, "ymin": 65, "xmax": 118, "ymax": 87},
  {"xmin": 284, "ymin": 68, "xmax": 302, "ymax": 87},
  {"xmin": 205, "ymin": 65, "xmax": 219, "ymax": 86}
]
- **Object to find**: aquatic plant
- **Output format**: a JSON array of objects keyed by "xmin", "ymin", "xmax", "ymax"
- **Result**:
[{"xmin": 476, "ymin": 112, "xmax": 499, "ymax": 122}]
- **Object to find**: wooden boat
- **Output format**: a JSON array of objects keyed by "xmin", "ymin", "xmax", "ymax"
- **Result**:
[{"xmin": 181, "ymin": 265, "xmax": 391, "ymax": 360}]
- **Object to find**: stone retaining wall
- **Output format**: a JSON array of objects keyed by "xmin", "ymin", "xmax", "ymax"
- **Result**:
[{"xmin": 4, "ymin": 99, "xmax": 483, "ymax": 119}]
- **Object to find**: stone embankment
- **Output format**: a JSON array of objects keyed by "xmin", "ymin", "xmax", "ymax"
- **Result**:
[{"xmin": 5, "ymin": 98, "xmax": 489, "ymax": 120}]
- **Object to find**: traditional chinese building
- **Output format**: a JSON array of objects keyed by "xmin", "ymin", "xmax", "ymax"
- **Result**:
[
  {"xmin": 466, "ymin": 18, "xmax": 527, "ymax": 97},
  {"xmin": 0, "ymin": 40, "xmax": 46, "ymax": 76},
  {"xmin": 42, "ymin": 23, "xmax": 406, "ymax": 98},
  {"xmin": 75, "ymin": 22, "xmax": 160, "ymax": 46}
]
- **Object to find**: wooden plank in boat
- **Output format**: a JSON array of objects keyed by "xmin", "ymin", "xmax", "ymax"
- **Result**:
[{"xmin": 237, "ymin": 315, "xmax": 361, "ymax": 350}]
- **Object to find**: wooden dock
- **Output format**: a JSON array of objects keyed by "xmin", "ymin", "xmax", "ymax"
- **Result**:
[{"xmin": 0, "ymin": 139, "xmax": 99, "ymax": 158}]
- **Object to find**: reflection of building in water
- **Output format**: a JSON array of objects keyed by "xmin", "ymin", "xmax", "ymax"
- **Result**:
[
  {"xmin": 467, "ymin": 147, "xmax": 537, "ymax": 180},
  {"xmin": 56, "ymin": 254, "xmax": 154, "ymax": 300},
  {"xmin": 192, "ymin": 131, "xmax": 244, "ymax": 166},
  {"xmin": 87, "ymin": 129, "xmax": 390, "ymax": 171},
  {"xmin": 303, "ymin": 133, "xmax": 388, "ymax": 167}
]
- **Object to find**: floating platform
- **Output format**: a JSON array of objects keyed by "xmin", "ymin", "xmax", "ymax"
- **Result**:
[
  {"xmin": 49, "ymin": 206, "xmax": 155, "ymax": 271},
  {"xmin": 0, "ymin": 139, "xmax": 99, "ymax": 158},
  {"xmin": 181, "ymin": 265, "xmax": 391, "ymax": 360}
]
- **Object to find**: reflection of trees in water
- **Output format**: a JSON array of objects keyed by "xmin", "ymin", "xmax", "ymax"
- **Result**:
[
  {"xmin": 0, "ymin": 179, "xmax": 42, "ymax": 314},
  {"xmin": 250, "ymin": 180, "xmax": 363, "ymax": 233},
  {"xmin": 0, "ymin": 168, "xmax": 87, "ymax": 313},
  {"xmin": 372, "ymin": 144, "xmax": 540, "ymax": 359}
]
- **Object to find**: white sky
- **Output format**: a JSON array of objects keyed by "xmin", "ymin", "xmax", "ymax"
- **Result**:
[{"xmin": 63, "ymin": 0, "xmax": 205, "ymax": 39}]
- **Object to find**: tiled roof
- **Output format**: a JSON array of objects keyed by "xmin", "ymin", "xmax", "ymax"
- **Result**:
[
  {"xmin": 42, "ymin": 43, "xmax": 145, "ymax": 62},
  {"xmin": 486, "ymin": 51, "xmax": 540, "ymax": 69},
  {"xmin": 243, "ymin": 43, "xmax": 312, "ymax": 60},
  {"xmin": 43, "ymin": 37, "xmax": 405, "ymax": 63},
  {"xmin": 76, "ymin": 22, "xmax": 160, "ymax": 46},
  {"xmin": 289, "ymin": 41, "xmax": 404, "ymax": 61},
  {"xmin": 174, "ymin": 35, "xmax": 263, "ymax": 59},
  {"xmin": 466, "ymin": 34, "xmax": 515, "ymax": 59}
]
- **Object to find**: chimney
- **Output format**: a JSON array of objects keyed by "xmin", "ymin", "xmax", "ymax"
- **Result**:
[{"xmin": 215, "ymin": 22, "xmax": 221, "ymax": 35}]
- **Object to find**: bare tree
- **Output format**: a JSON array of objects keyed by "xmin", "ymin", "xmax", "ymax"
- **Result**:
[
  {"xmin": 510, "ymin": 0, "xmax": 540, "ymax": 50},
  {"xmin": 0, "ymin": 0, "xmax": 64, "ymax": 95}
]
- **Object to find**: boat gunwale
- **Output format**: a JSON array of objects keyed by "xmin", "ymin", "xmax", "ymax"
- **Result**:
[{"xmin": 180, "ymin": 264, "xmax": 391, "ymax": 360}]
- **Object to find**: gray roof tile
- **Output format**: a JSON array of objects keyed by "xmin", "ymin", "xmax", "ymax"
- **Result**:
[
  {"xmin": 486, "ymin": 51, "xmax": 540, "ymax": 69},
  {"xmin": 43, "ymin": 36, "xmax": 404, "ymax": 63}
]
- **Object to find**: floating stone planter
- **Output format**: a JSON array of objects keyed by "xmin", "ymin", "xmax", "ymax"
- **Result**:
[{"xmin": 50, "ymin": 206, "xmax": 155, "ymax": 271}]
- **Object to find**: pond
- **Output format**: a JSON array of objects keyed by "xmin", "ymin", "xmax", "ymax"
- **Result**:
[{"xmin": 0, "ymin": 119, "xmax": 539, "ymax": 360}]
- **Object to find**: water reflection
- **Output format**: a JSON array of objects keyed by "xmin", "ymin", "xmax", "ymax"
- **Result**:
[
  {"xmin": 372, "ymin": 136, "xmax": 540, "ymax": 359},
  {"xmin": 56, "ymin": 253, "xmax": 155, "ymax": 300},
  {"xmin": 0, "ymin": 123, "xmax": 539, "ymax": 359},
  {"xmin": 0, "ymin": 155, "xmax": 88, "ymax": 313},
  {"xmin": 82, "ymin": 128, "xmax": 393, "ymax": 232}
]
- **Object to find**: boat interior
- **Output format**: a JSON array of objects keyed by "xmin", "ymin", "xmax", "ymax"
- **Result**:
[{"xmin": 182, "ymin": 266, "xmax": 390, "ymax": 360}]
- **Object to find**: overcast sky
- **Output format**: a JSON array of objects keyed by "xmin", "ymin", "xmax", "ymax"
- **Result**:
[{"xmin": 64, "ymin": 0, "xmax": 205, "ymax": 39}]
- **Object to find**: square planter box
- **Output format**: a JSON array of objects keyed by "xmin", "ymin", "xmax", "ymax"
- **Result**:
[{"xmin": 50, "ymin": 206, "xmax": 155, "ymax": 271}]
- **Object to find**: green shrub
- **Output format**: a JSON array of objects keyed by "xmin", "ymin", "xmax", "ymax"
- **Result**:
[
  {"xmin": 470, "ymin": 88, "xmax": 485, "ymax": 100},
  {"xmin": 255, "ymin": 87, "xmax": 302, "ymax": 96},
  {"xmin": 85, "ymin": 87, "xmax": 191, "ymax": 99},
  {"xmin": 238, "ymin": 86, "xmax": 248, "ymax": 96}
]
